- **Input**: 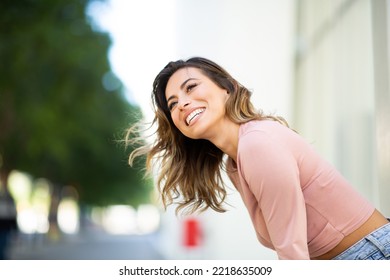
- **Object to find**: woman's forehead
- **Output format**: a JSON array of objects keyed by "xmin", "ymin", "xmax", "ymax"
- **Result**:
[
  {"xmin": 166, "ymin": 67, "xmax": 204, "ymax": 94},
  {"xmin": 170, "ymin": 67, "xmax": 203, "ymax": 83}
]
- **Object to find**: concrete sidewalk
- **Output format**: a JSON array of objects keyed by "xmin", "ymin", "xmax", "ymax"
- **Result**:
[{"xmin": 7, "ymin": 228, "xmax": 165, "ymax": 260}]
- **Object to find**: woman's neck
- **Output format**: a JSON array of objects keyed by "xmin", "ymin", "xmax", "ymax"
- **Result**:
[{"xmin": 208, "ymin": 120, "xmax": 240, "ymax": 162}]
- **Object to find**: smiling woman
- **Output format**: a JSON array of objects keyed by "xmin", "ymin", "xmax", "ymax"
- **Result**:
[
  {"xmin": 125, "ymin": 57, "xmax": 390, "ymax": 260},
  {"xmin": 125, "ymin": 56, "xmax": 284, "ymax": 237},
  {"xmin": 126, "ymin": 57, "xmax": 286, "ymax": 214}
]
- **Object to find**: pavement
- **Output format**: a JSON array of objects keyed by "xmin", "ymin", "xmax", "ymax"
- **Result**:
[{"xmin": 6, "ymin": 227, "xmax": 165, "ymax": 260}]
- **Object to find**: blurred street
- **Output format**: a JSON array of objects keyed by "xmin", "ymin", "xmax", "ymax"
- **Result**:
[{"xmin": 6, "ymin": 227, "xmax": 165, "ymax": 260}]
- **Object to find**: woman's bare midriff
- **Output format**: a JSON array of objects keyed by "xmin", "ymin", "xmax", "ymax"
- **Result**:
[{"xmin": 312, "ymin": 209, "xmax": 389, "ymax": 260}]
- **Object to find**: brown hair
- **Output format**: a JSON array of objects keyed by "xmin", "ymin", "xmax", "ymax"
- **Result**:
[{"xmin": 126, "ymin": 57, "xmax": 288, "ymax": 214}]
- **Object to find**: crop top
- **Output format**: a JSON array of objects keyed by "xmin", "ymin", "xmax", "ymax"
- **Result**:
[{"xmin": 226, "ymin": 120, "xmax": 374, "ymax": 259}]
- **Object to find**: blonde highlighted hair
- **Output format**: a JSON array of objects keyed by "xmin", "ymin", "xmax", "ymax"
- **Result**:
[{"xmin": 126, "ymin": 57, "xmax": 288, "ymax": 214}]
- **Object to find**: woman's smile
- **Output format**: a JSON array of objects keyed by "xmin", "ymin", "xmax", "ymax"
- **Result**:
[{"xmin": 185, "ymin": 107, "xmax": 205, "ymax": 126}]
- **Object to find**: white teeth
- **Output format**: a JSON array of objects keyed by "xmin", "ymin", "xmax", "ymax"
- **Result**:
[{"xmin": 186, "ymin": 108, "xmax": 205, "ymax": 125}]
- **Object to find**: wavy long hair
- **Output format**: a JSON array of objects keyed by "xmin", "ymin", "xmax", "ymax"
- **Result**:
[{"xmin": 126, "ymin": 57, "xmax": 288, "ymax": 214}]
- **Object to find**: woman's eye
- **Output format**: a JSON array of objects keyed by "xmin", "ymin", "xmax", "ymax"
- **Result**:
[
  {"xmin": 168, "ymin": 101, "xmax": 177, "ymax": 111},
  {"xmin": 186, "ymin": 83, "xmax": 197, "ymax": 93}
]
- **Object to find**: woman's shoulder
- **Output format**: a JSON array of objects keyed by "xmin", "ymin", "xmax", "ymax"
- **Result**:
[
  {"xmin": 238, "ymin": 120, "xmax": 282, "ymax": 149},
  {"xmin": 239, "ymin": 119, "xmax": 288, "ymax": 137},
  {"xmin": 238, "ymin": 119, "xmax": 304, "ymax": 152}
]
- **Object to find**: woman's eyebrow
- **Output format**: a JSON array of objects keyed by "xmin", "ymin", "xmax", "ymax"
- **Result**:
[
  {"xmin": 166, "ymin": 78, "xmax": 199, "ymax": 103},
  {"xmin": 166, "ymin": 95, "xmax": 176, "ymax": 104},
  {"xmin": 179, "ymin": 78, "xmax": 197, "ymax": 90}
]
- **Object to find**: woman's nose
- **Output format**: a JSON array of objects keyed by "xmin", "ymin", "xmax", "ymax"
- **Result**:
[{"xmin": 177, "ymin": 96, "xmax": 191, "ymax": 110}]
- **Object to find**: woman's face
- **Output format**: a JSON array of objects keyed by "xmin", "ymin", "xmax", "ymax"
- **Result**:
[{"xmin": 165, "ymin": 67, "xmax": 230, "ymax": 140}]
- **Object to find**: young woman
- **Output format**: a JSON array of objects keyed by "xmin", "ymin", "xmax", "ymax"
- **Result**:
[{"xmin": 126, "ymin": 57, "xmax": 390, "ymax": 260}]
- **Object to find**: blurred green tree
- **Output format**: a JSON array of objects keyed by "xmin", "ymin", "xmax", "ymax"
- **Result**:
[{"xmin": 0, "ymin": 0, "xmax": 152, "ymax": 207}]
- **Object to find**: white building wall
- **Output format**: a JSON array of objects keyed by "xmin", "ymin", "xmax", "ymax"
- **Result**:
[
  {"xmin": 371, "ymin": 0, "xmax": 390, "ymax": 216},
  {"xmin": 294, "ymin": 0, "xmax": 384, "ymax": 208}
]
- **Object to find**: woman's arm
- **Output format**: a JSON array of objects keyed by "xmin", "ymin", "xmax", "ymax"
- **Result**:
[{"xmin": 238, "ymin": 130, "xmax": 310, "ymax": 259}]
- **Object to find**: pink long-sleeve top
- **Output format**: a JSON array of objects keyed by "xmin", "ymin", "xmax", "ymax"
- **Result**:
[{"xmin": 226, "ymin": 120, "xmax": 374, "ymax": 259}]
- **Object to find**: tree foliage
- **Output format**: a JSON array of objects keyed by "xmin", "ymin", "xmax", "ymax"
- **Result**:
[{"xmin": 0, "ymin": 0, "xmax": 152, "ymax": 207}]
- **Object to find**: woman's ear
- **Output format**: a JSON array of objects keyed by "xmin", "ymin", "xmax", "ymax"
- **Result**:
[{"xmin": 224, "ymin": 89, "xmax": 230, "ymax": 101}]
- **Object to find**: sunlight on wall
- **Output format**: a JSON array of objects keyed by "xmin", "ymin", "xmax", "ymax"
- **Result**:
[
  {"xmin": 7, "ymin": 170, "xmax": 82, "ymax": 235},
  {"xmin": 8, "ymin": 170, "xmax": 32, "ymax": 203},
  {"xmin": 8, "ymin": 170, "xmax": 36, "ymax": 234},
  {"xmin": 90, "ymin": 204, "xmax": 160, "ymax": 235},
  {"xmin": 102, "ymin": 205, "xmax": 138, "ymax": 234},
  {"xmin": 57, "ymin": 198, "xmax": 80, "ymax": 234},
  {"xmin": 8, "ymin": 172, "xmax": 52, "ymax": 234},
  {"xmin": 136, "ymin": 204, "xmax": 160, "ymax": 234}
]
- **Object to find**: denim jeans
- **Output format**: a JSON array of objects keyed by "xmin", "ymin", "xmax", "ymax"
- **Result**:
[{"xmin": 333, "ymin": 219, "xmax": 390, "ymax": 260}]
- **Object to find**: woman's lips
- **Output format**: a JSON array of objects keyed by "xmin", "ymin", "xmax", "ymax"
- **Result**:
[{"xmin": 186, "ymin": 108, "xmax": 205, "ymax": 125}]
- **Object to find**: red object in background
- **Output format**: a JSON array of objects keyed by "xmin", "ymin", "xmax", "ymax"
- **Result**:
[{"xmin": 183, "ymin": 217, "xmax": 202, "ymax": 248}]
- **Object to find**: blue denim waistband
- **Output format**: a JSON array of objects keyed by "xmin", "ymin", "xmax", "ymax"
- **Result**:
[{"xmin": 333, "ymin": 219, "xmax": 390, "ymax": 260}]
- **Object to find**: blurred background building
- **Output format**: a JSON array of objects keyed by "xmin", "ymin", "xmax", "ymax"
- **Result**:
[{"xmin": 1, "ymin": 0, "xmax": 389, "ymax": 260}]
